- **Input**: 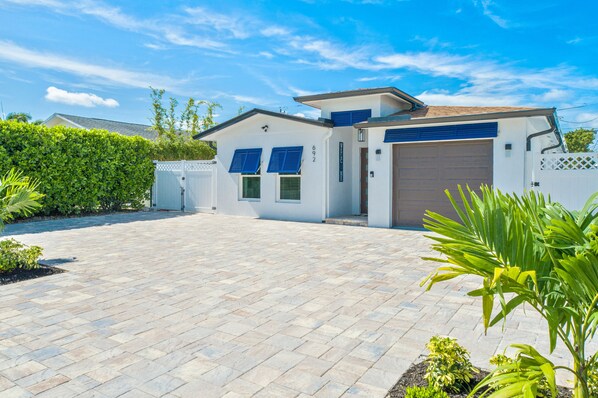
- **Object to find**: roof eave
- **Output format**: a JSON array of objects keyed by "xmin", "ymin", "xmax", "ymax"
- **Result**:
[
  {"xmin": 354, "ymin": 108, "xmax": 557, "ymax": 128},
  {"xmin": 194, "ymin": 108, "xmax": 333, "ymax": 140},
  {"xmin": 293, "ymin": 87, "xmax": 424, "ymax": 109}
]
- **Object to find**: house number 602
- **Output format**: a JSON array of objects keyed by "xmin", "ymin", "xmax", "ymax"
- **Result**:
[{"xmin": 312, "ymin": 145, "xmax": 316, "ymax": 162}]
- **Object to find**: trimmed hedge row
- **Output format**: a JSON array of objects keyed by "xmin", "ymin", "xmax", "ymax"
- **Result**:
[{"xmin": 0, "ymin": 121, "xmax": 155, "ymax": 215}]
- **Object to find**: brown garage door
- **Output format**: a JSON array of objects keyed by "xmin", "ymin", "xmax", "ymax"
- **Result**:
[{"xmin": 392, "ymin": 140, "xmax": 493, "ymax": 227}]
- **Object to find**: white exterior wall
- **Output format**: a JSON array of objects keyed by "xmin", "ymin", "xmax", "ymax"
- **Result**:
[
  {"xmin": 212, "ymin": 115, "xmax": 331, "ymax": 223},
  {"xmin": 366, "ymin": 117, "xmax": 562, "ymax": 228}
]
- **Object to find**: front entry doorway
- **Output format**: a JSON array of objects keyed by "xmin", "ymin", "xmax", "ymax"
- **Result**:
[{"xmin": 360, "ymin": 147, "xmax": 368, "ymax": 214}]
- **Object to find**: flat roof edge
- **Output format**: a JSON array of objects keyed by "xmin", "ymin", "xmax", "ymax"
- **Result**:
[
  {"xmin": 293, "ymin": 87, "xmax": 424, "ymax": 107},
  {"xmin": 355, "ymin": 108, "xmax": 556, "ymax": 128}
]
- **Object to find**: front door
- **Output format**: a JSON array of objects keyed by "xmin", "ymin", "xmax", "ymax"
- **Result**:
[{"xmin": 360, "ymin": 148, "xmax": 368, "ymax": 214}]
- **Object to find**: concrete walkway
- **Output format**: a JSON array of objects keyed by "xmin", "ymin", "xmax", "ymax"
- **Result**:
[{"xmin": 0, "ymin": 212, "xmax": 576, "ymax": 397}]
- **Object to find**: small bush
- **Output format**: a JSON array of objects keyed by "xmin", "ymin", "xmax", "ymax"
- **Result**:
[
  {"xmin": 152, "ymin": 139, "xmax": 215, "ymax": 161},
  {"xmin": 425, "ymin": 336, "xmax": 478, "ymax": 393},
  {"xmin": 0, "ymin": 239, "xmax": 43, "ymax": 273},
  {"xmin": 405, "ymin": 385, "xmax": 449, "ymax": 398},
  {"xmin": 588, "ymin": 362, "xmax": 598, "ymax": 397}
]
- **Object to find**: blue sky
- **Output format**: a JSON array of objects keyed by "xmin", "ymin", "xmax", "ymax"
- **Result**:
[{"xmin": 0, "ymin": 0, "xmax": 597, "ymax": 131}]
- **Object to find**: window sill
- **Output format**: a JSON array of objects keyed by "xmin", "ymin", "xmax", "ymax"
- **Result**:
[{"xmin": 239, "ymin": 198, "xmax": 261, "ymax": 202}]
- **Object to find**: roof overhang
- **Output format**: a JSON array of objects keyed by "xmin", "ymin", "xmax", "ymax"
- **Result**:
[
  {"xmin": 293, "ymin": 87, "xmax": 425, "ymax": 110},
  {"xmin": 355, "ymin": 107, "xmax": 565, "ymax": 152},
  {"xmin": 194, "ymin": 108, "xmax": 333, "ymax": 140},
  {"xmin": 355, "ymin": 107, "xmax": 557, "ymax": 128}
]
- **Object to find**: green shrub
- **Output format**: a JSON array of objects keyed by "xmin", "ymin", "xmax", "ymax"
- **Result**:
[
  {"xmin": 405, "ymin": 385, "xmax": 449, "ymax": 398},
  {"xmin": 0, "ymin": 239, "xmax": 43, "ymax": 273},
  {"xmin": 0, "ymin": 146, "xmax": 12, "ymax": 175},
  {"xmin": 0, "ymin": 121, "xmax": 155, "ymax": 215},
  {"xmin": 588, "ymin": 362, "xmax": 598, "ymax": 397},
  {"xmin": 152, "ymin": 138, "xmax": 215, "ymax": 161},
  {"xmin": 425, "ymin": 336, "xmax": 478, "ymax": 393}
]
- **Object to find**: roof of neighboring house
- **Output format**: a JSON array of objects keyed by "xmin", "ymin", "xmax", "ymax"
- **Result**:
[
  {"xmin": 294, "ymin": 87, "xmax": 425, "ymax": 109},
  {"xmin": 46, "ymin": 113, "xmax": 157, "ymax": 140},
  {"xmin": 194, "ymin": 108, "xmax": 333, "ymax": 140},
  {"xmin": 355, "ymin": 106, "xmax": 557, "ymax": 128}
]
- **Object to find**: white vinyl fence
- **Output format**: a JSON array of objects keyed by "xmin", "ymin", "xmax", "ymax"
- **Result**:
[
  {"xmin": 533, "ymin": 152, "xmax": 598, "ymax": 210},
  {"xmin": 152, "ymin": 160, "xmax": 216, "ymax": 212}
]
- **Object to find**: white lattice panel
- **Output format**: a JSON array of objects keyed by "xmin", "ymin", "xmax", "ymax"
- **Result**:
[
  {"xmin": 185, "ymin": 161, "xmax": 216, "ymax": 172},
  {"xmin": 155, "ymin": 161, "xmax": 183, "ymax": 172},
  {"xmin": 540, "ymin": 153, "xmax": 598, "ymax": 170}
]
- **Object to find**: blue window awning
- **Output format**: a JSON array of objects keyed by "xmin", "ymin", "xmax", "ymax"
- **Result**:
[
  {"xmin": 267, "ymin": 146, "xmax": 303, "ymax": 174},
  {"xmin": 331, "ymin": 109, "xmax": 372, "ymax": 127},
  {"xmin": 384, "ymin": 122, "xmax": 498, "ymax": 143},
  {"xmin": 229, "ymin": 148, "xmax": 262, "ymax": 173}
]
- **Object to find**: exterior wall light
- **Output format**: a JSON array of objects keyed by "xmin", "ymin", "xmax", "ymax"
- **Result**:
[
  {"xmin": 505, "ymin": 143, "xmax": 512, "ymax": 158},
  {"xmin": 357, "ymin": 128, "xmax": 366, "ymax": 142}
]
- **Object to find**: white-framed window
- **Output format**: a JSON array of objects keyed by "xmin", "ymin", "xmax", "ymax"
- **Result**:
[
  {"xmin": 277, "ymin": 174, "xmax": 301, "ymax": 202},
  {"xmin": 240, "ymin": 171, "xmax": 261, "ymax": 200}
]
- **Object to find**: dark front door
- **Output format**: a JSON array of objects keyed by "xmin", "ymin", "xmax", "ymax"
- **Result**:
[{"xmin": 360, "ymin": 147, "xmax": 368, "ymax": 214}]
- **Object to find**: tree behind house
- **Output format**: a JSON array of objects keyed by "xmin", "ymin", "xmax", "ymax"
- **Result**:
[{"xmin": 564, "ymin": 128, "xmax": 596, "ymax": 152}]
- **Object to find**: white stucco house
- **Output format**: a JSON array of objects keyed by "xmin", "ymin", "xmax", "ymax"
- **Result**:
[{"xmin": 195, "ymin": 87, "xmax": 564, "ymax": 228}]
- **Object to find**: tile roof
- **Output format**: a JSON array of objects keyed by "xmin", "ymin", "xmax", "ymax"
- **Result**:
[
  {"xmin": 54, "ymin": 114, "xmax": 157, "ymax": 140},
  {"xmin": 393, "ymin": 105, "xmax": 535, "ymax": 119}
]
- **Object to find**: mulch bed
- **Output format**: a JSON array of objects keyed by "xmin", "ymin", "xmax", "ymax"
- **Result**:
[
  {"xmin": 0, "ymin": 265, "xmax": 65, "ymax": 286},
  {"xmin": 387, "ymin": 361, "xmax": 573, "ymax": 398}
]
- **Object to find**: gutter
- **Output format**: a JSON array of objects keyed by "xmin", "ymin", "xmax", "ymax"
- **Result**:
[{"xmin": 525, "ymin": 111, "xmax": 565, "ymax": 153}]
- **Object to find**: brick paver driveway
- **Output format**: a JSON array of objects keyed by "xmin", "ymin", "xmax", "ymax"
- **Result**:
[{"xmin": 0, "ymin": 212, "xmax": 572, "ymax": 397}]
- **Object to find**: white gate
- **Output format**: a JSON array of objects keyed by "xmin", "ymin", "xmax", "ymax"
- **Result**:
[
  {"xmin": 152, "ymin": 160, "xmax": 216, "ymax": 212},
  {"xmin": 533, "ymin": 152, "xmax": 598, "ymax": 210}
]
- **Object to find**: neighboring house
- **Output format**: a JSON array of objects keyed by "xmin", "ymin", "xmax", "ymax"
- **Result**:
[
  {"xmin": 44, "ymin": 113, "xmax": 157, "ymax": 140},
  {"xmin": 195, "ymin": 87, "xmax": 564, "ymax": 228}
]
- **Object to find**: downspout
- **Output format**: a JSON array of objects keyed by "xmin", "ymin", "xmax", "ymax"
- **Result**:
[
  {"xmin": 526, "ymin": 128, "xmax": 554, "ymax": 152},
  {"xmin": 322, "ymin": 128, "xmax": 333, "ymax": 221},
  {"xmin": 541, "ymin": 114, "xmax": 565, "ymax": 154}
]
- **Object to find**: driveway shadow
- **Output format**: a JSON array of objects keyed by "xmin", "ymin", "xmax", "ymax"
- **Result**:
[{"xmin": 3, "ymin": 211, "xmax": 193, "ymax": 236}]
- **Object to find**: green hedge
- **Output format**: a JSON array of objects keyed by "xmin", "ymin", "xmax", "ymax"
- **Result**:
[
  {"xmin": 152, "ymin": 138, "xmax": 215, "ymax": 161},
  {"xmin": 0, "ymin": 121, "xmax": 155, "ymax": 215}
]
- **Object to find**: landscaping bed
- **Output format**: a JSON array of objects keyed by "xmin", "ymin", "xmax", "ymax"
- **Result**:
[
  {"xmin": 387, "ymin": 361, "xmax": 573, "ymax": 398},
  {"xmin": 0, "ymin": 264, "xmax": 65, "ymax": 285}
]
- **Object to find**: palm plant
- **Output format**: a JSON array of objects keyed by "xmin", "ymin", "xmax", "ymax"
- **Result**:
[
  {"xmin": 0, "ymin": 169, "xmax": 43, "ymax": 231},
  {"xmin": 5, "ymin": 112, "xmax": 32, "ymax": 123},
  {"xmin": 422, "ymin": 186, "xmax": 598, "ymax": 398}
]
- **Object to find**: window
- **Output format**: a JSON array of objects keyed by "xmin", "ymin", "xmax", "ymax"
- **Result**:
[
  {"xmin": 241, "ymin": 174, "xmax": 261, "ymax": 200},
  {"xmin": 278, "ymin": 175, "xmax": 301, "ymax": 201},
  {"xmin": 230, "ymin": 148, "xmax": 262, "ymax": 200}
]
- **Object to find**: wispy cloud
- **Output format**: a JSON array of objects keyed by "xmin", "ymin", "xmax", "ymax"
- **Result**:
[
  {"xmin": 183, "ymin": 7, "xmax": 253, "ymax": 39},
  {"xmin": 567, "ymin": 37, "xmax": 582, "ymax": 45},
  {"xmin": 4, "ymin": 0, "xmax": 230, "ymax": 51},
  {"xmin": 472, "ymin": 0, "xmax": 509, "ymax": 28},
  {"xmin": 0, "ymin": 40, "xmax": 185, "ymax": 91},
  {"xmin": 261, "ymin": 26, "xmax": 291, "ymax": 37},
  {"xmin": 45, "ymin": 86, "xmax": 119, "ymax": 107}
]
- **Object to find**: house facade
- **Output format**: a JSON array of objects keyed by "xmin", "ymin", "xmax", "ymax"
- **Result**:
[{"xmin": 196, "ymin": 87, "xmax": 563, "ymax": 228}]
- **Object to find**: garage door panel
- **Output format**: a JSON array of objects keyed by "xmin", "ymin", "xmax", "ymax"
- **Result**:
[{"xmin": 393, "ymin": 140, "xmax": 493, "ymax": 227}]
